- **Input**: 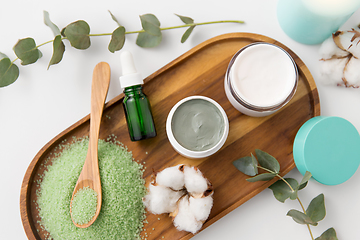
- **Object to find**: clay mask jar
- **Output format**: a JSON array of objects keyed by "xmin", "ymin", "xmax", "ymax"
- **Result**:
[
  {"xmin": 224, "ymin": 42, "xmax": 298, "ymax": 117},
  {"xmin": 166, "ymin": 96, "xmax": 229, "ymax": 159}
]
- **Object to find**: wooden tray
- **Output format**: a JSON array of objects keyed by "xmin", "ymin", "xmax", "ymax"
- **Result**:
[{"xmin": 20, "ymin": 32, "xmax": 320, "ymax": 240}]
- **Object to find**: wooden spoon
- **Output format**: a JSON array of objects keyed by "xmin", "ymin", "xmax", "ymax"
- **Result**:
[{"xmin": 70, "ymin": 62, "xmax": 111, "ymax": 228}]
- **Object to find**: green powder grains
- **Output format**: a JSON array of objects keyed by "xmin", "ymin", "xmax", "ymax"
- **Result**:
[
  {"xmin": 36, "ymin": 137, "xmax": 147, "ymax": 240},
  {"xmin": 71, "ymin": 187, "xmax": 98, "ymax": 225}
]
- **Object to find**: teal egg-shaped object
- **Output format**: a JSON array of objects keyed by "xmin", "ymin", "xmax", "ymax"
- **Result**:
[{"xmin": 293, "ymin": 116, "xmax": 360, "ymax": 185}]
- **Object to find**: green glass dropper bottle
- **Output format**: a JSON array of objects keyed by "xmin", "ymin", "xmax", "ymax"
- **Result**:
[{"xmin": 120, "ymin": 50, "xmax": 157, "ymax": 141}]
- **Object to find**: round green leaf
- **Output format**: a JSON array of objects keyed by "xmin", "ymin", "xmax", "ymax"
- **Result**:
[
  {"xmin": 108, "ymin": 26, "xmax": 126, "ymax": 53},
  {"xmin": 140, "ymin": 14, "xmax": 161, "ymax": 36},
  {"xmin": 64, "ymin": 20, "xmax": 91, "ymax": 49},
  {"xmin": 13, "ymin": 38, "xmax": 42, "ymax": 65},
  {"xmin": 175, "ymin": 14, "xmax": 194, "ymax": 24},
  {"xmin": 315, "ymin": 228, "xmax": 338, "ymax": 240},
  {"xmin": 269, "ymin": 178, "xmax": 298, "ymax": 203},
  {"xmin": 232, "ymin": 155, "xmax": 258, "ymax": 176},
  {"xmin": 0, "ymin": 58, "xmax": 19, "ymax": 87},
  {"xmin": 306, "ymin": 193, "xmax": 326, "ymax": 223},
  {"xmin": 246, "ymin": 172, "xmax": 276, "ymax": 182},
  {"xmin": 181, "ymin": 26, "xmax": 195, "ymax": 43},
  {"xmin": 136, "ymin": 31, "xmax": 162, "ymax": 48},
  {"xmin": 48, "ymin": 35, "xmax": 65, "ymax": 69},
  {"xmin": 255, "ymin": 149, "xmax": 280, "ymax": 173}
]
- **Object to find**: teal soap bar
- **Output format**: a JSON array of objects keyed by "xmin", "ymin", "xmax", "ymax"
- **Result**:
[{"xmin": 293, "ymin": 116, "xmax": 360, "ymax": 185}]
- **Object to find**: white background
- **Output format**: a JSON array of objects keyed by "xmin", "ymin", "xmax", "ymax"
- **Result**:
[{"xmin": 1, "ymin": 0, "xmax": 360, "ymax": 239}]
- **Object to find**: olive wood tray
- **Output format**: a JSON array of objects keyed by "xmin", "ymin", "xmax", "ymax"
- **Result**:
[{"xmin": 20, "ymin": 32, "xmax": 320, "ymax": 240}]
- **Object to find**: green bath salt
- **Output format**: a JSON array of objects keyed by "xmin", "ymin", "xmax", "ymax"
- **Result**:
[
  {"xmin": 36, "ymin": 137, "xmax": 147, "ymax": 240},
  {"xmin": 71, "ymin": 187, "xmax": 98, "ymax": 225}
]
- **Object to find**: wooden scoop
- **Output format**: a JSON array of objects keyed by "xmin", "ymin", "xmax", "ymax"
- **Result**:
[{"xmin": 70, "ymin": 62, "xmax": 111, "ymax": 228}]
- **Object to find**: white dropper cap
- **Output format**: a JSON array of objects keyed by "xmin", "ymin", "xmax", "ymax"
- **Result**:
[{"xmin": 119, "ymin": 50, "xmax": 143, "ymax": 89}]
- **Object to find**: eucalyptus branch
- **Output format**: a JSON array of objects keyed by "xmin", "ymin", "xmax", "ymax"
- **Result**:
[
  {"xmin": 0, "ymin": 12, "xmax": 244, "ymax": 87},
  {"xmin": 232, "ymin": 149, "xmax": 338, "ymax": 240},
  {"xmin": 257, "ymin": 164, "xmax": 314, "ymax": 239}
]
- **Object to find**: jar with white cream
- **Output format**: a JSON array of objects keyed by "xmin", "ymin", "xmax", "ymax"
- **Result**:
[{"xmin": 224, "ymin": 42, "xmax": 298, "ymax": 117}]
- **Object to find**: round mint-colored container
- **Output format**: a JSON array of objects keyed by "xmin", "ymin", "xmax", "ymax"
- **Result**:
[{"xmin": 293, "ymin": 116, "xmax": 360, "ymax": 185}]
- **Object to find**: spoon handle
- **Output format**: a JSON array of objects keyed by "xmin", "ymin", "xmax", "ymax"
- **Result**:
[{"xmin": 89, "ymin": 62, "xmax": 111, "ymax": 160}]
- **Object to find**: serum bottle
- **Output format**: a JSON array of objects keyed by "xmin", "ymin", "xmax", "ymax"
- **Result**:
[{"xmin": 120, "ymin": 51, "xmax": 157, "ymax": 141}]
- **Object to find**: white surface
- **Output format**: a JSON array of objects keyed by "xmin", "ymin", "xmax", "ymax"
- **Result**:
[{"xmin": 1, "ymin": 0, "xmax": 360, "ymax": 239}]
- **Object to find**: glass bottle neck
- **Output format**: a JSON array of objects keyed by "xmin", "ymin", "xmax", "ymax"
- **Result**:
[{"xmin": 124, "ymin": 85, "xmax": 143, "ymax": 95}]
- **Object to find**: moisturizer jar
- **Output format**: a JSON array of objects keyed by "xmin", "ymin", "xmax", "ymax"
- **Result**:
[
  {"xmin": 166, "ymin": 96, "xmax": 229, "ymax": 159},
  {"xmin": 224, "ymin": 42, "xmax": 298, "ymax": 117}
]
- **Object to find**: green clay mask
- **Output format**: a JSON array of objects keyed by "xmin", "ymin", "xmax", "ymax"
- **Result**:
[{"xmin": 171, "ymin": 99, "xmax": 225, "ymax": 151}]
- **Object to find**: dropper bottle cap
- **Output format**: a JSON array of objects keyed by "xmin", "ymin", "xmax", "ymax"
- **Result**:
[{"xmin": 119, "ymin": 50, "xmax": 144, "ymax": 89}]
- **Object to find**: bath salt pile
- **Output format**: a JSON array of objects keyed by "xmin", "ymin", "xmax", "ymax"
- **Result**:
[
  {"xmin": 319, "ymin": 27, "xmax": 360, "ymax": 88},
  {"xmin": 143, "ymin": 164, "xmax": 214, "ymax": 234},
  {"xmin": 36, "ymin": 137, "xmax": 147, "ymax": 240},
  {"xmin": 71, "ymin": 186, "xmax": 98, "ymax": 225}
]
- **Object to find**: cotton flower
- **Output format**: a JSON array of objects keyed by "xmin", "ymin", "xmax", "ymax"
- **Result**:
[
  {"xmin": 143, "ymin": 165, "xmax": 213, "ymax": 234},
  {"xmin": 319, "ymin": 27, "xmax": 360, "ymax": 88}
]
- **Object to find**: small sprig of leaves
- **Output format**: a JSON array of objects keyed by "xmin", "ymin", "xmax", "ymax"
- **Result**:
[
  {"xmin": 0, "ymin": 11, "xmax": 244, "ymax": 88},
  {"xmin": 233, "ymin": 149, "xmax": 337, "ymax": 240}
]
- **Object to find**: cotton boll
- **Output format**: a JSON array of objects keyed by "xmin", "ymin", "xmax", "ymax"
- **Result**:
[
  {"xmin": 156, "ymin": 164, "xmax": 185, "ymax": 190},
  {"xmin": 189, "ymin": 195, "xmax": 213, "ymax": 222},
  {"xmin": 184, "ymin": 166, "xmax": 209, "ymax": 195},
  {"xmin": 338, "ymin": 31, "xmax": 355, "ymax": 50},
  {"xmin": 347, "ymin": 37, "xmax": 360, "ymax": 59},
  {"xmin": 343, "ymin": 58, "xmax": 360, "ymax": 87},
  {"xmin": 144, "ymin": 164, "xmax": 214, "ymax": 234},
  {"xmin": 143, "ymin": 183, "xmax": 185, "ymax": 214},
  {"xmin": 319, "ymin": 57, "xmax": 348, "ymax": 86},
  {"xmin": 173, "ymin": 195, "xmax": 203, "ymax": 234},
  {"xmin": 319, "ymin": 36, "xmax": 348, "ymax": 59},
  {"xmin": 348, "ymin": 43, "xmax": 360, "ymax": 59}
]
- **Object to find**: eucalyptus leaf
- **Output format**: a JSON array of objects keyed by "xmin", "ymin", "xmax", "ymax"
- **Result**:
[
  {"xmin": 232, "ymin": 154, "xmax": 258, "ymax": 177},
  {"xmin": 108, "ymin": 26, "xmax": 126, "ymax": 53},
  {"xmin": 48, "ymin": 35, "xmax": 65, "ymax": 69},
  {"xmin": 299, "ymin": 171, "xmax": 312, "ymax": 190},
  {"xmin": 13, "ymin": 38, "xmax": 42, "ymax": 65},
  {"xmin": 175, "ymin": 14, "xmax": 194, "ymax": 24},
  {"xmin": 306, "ymin": 193, "xmax": 326, "ymax": 223},
  {"xmin": 136, "ymin": 31, "xmax": 162, "ymax": 48},
  {"xmin": 64, "ymin": 20, "xmax": 91, "ymax": 49},
  {"xmin": 269, "ymin": 178, "xmax": 298, "ymax": 203},
  {"xmin": 181, "ymin": 26, "xmax": 195, "ymax": 43},
  {"xmin": 290, "ymin": 171, "xmax": 312, "ymax": 200},
  {"xmin": 246, "ymin": 172, "xmax": 276, "ymax": 182},
  {"xmin": 108, "ymin": 10, "xmax": 121, "ymax": 26},
  {"xmin": 0, "ymin": 58, "xmax": 19, "ymax": 87},
  {"xmin": 290, "ymin": 189, "xmax": 299, "ymax": 200},
  {"xmin": 140, "ymin": 14, "xmax": 161, "ymax": 36},
  {"xmin": 61, "ymin": 27, "xmax": 66, "ymax": 37},
  {"xmin": 287, "ymin": 209, "xmax": 318, "ymax": 226},
  {"xmin": 0, "ymin": 52, "xmax": 8, "ymax": 60},
  {"xmin": 315, "ymin": 228, "xmax": 338, "ymax": 240},
  {"xmin": 44, "ymin": 10, "xmax": 61, "ymax": 36},
  {"xmin": 255, "ymin": 149, "xmax": 280, "ymax": 173}
]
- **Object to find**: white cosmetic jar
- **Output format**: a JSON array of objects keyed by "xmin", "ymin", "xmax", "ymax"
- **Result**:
[
  {"xmin": 224, "ymin": 42, "xmax": 298, "ymax": 117},
  {"xmin": 166, "ymin": 96, "xmax": 229, "ymax": 159}
]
